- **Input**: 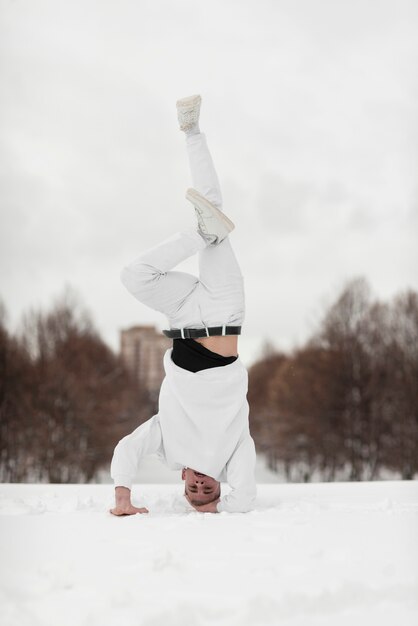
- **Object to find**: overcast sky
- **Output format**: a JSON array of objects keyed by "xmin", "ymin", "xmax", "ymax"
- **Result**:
[{"xmin": 1, "ymin": 0, "xmax": 417, "ymax": 366}]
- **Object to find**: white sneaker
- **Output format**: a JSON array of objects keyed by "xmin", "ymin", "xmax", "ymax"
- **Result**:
[
  {"xmin": 185, "ymin": 188, "xmax": 235, "ymax": 245},
  {"xmin": 176, "ymin": 94, "xmax": 201, "ymax": 132}
]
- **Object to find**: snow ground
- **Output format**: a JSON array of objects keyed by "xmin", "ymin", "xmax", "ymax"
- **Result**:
[{"xmin": 0, "ymin": 481, "xmax": 417, "ymax": 626}]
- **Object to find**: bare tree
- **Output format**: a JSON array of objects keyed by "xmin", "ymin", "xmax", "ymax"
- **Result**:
[
  {"xmin": 248, "ymin": 348, "xmax": 287, "ymax": 471},
  {"xmin": 312, "ymin": 277, "xmax": 373, "ymax": 479},
  {"xmin": 248, "ymin": 277, "xmax": 418, "ymax": 482},
  {"xmin": 1, "ymin": 288, "xmax": 153, "ymax": 483},
  {"xmin": 0, "ymin": 301, "xmax": 34, "ymax": 481},
  {"xmin": 384, "ymin": 290, "xmax": 418, "ymax": 478}
]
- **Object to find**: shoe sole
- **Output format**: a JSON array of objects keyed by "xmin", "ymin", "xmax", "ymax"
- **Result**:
[
  {"xmin": 185, "ymin": 188, "xmax": 235, "ymax": 240},
  {"xmin": 176, "ymin": 94, "xmax": 201, "ymax": 111}
]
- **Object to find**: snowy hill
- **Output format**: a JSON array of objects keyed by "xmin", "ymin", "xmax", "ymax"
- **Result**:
[{"xmin": 1, "ymin": 481, "xmax": 417, "ymax": 626}]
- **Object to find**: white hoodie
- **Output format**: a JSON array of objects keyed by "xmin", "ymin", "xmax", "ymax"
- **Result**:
[{"xmin": 110, "ymin": 347, "xmax": 257, "ymax": 513}]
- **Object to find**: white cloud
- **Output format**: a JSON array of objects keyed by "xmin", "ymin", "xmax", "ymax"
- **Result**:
[{"xmin": 1, "ymin": 0, "xmax": 417, "ymax": 364}]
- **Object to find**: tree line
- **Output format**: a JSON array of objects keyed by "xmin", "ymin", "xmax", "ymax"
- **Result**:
[
  {"xmin": 0, "ymin": 289, "xmax": 155, "ymax": 483},
  {"xmin": 248, "ymin": 277, "xmax": 418, "ymax": 481},
  {"xmin": 1, "ymin": 277, "xmax": 417, "ymax": 483}
]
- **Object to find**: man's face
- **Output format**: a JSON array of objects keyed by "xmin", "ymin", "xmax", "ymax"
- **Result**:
[{"xmin": 182, "ymin": 468, "xmax": 221, "ymax": 506}]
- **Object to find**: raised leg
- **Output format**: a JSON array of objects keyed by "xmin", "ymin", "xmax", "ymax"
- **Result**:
[
  {"xmin": 120, "ymin": 106, "xmax": 246, "ymax": 330},
  {"xmin": 120, "ymin": 227, "xmax": 207, "ymax": 320},
  {"xmin": 185, "ymin": 132, "xmax": 223, "ymax": 210},
  {"xmin": 185, "ymin": 132, "xmax": 245, "ymax": 325}
]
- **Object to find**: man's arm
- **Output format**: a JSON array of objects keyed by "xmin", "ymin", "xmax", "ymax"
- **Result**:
[
  {"xmin": 110, "ymin": 486, "xmax": 150, "ymax": 516},
  {"xmin": 109, "ymin": 415, "xmax": 162, "ymax": 516},
  {"xmin": 189, "ymin": 432, "xmax": 257, "ymax": 514},
  {"xmin": 216, "ymin": 431, "xmax": 257, "ymax": 513}
]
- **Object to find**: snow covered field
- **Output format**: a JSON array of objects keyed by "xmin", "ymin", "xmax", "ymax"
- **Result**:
[{"xmin": 1, "ymin": 480, "xmax": 417, "ymax": 626}]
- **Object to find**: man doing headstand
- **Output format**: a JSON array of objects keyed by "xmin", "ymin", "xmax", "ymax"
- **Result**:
[{"xmin": 109, "ymin": 95, "xmax": 257, "ymax": 515}]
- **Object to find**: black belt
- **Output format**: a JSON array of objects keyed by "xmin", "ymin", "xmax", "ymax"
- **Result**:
[{"xmin": 163, "ymin": 325, "xmax": 241, "ymax": 339}]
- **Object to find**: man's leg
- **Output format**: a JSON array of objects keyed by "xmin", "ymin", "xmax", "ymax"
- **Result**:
[
  {"xmin": 185, "ymin": 132, "xmax": 223, "ymax": 210},
  {"xmin": 120, "ymin": 226, "xmax": 207, "ymax": 321},
  {"xmin": 185, "ymin": 132, "xmax": 245, "ymax": 326}
]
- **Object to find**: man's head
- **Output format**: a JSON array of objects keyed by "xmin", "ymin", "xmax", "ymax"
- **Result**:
[{"xmin": 182, "ymin": 467, "xmax": 221, "ymax": 506}]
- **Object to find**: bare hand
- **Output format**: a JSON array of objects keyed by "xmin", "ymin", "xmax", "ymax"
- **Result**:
[{"xmin": 109, "ymin": 503, "xmax": 149, "ymax": 516}]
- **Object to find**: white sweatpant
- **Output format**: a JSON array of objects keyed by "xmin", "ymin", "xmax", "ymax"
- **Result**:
[{"xmin": 120, "ymin": 132, "xmax": 245, "ymax": 330}]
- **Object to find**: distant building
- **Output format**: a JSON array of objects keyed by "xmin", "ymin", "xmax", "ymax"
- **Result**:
[{"xmin": 120, "ymin": 325, "xmax": 171, "ymax": 401}]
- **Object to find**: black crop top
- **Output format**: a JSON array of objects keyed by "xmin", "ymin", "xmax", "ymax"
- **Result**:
[{"xmin": 171, "ymin": 338, "xmax": 238, "ymax": 373}]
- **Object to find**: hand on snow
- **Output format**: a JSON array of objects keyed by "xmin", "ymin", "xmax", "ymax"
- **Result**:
[
  {"xmin": 109, "ymin": 503, "xmax": 149, "ymax": 516},
  {"xmin": 110, "ymin": 487, "xmax": 148, "ymax": 515}
]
